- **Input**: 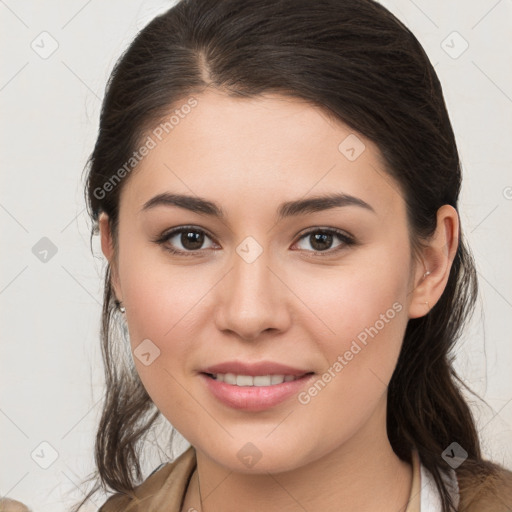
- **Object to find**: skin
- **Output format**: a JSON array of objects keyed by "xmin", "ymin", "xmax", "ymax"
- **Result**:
[
  {"xmin": 0, "ymin": 499, "xmax": 32, "ymax": 512},
  {"xmin": 99, "ymin": 89, "xmax": 458, "ymax": 511}
]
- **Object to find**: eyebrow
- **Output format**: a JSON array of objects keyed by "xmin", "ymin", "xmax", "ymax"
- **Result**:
[{"xmin": 140, "ymin": 192, "xmax": 375, "ymax": 220}]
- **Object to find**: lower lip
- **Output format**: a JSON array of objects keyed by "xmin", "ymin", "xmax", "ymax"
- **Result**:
[{"xmin": 199, "ymin": 373, "xmax": 315, "ymax": 411}]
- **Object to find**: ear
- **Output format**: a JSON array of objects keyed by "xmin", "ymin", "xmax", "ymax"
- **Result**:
[
  {"xmin": 408, "ymin": 205, "xmax": 459, "ymax": 319},
  {"xmin": 99, "ymin": 212, "xmax": 123, "ymax": 303}
]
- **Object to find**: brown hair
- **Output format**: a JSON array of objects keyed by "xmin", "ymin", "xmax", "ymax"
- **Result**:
[{"xmin": 74, "ymin": 1, "xmax": 495, "ymax": 510}]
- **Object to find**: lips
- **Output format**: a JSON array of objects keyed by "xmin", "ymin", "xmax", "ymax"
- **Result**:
[
  {"xmin": 199, "ymin": 372, "xmax": 316, "ymax": 411},
  {"xmin": 198, "ymin": 360, "xmax": 316, "ymax": 411}
]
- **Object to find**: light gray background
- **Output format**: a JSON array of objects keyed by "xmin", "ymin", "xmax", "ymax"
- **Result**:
[{"xmin": 1, "ymin": 1, "xmax": 511, "ymax": 510}]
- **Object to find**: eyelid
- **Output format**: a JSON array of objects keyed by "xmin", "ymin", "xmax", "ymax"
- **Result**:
[
  {"xmin": 295, "ymin": 226, "xmax": 354, "ymax": 242},
  {"xmin": 153, "ymin": 225, "xmax": 216, "ymax": 243}
]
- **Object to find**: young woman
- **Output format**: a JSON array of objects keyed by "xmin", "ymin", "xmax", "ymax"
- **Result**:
[{"xmin": 73, "ymin": 0, "xmax": 512, "ymax": 510}]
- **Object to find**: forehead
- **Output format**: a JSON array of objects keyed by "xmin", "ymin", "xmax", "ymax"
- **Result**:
[{"xmin": 120, "ymin": 90, "xmax": 405, "ymax": 219}]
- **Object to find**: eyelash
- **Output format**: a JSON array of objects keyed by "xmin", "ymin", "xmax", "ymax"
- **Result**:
[{"xmin": 153, "ymin": 225, "xmax": 356, "ymax": 258}]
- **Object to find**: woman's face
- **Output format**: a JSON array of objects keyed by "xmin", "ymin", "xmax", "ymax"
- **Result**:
[{"xmin": 102, "ymin": 90, "xmax": 424, "ymax": 473}]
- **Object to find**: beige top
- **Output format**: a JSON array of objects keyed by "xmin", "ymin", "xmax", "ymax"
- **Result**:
[{"xmin": 99, "ymin": 446, "xmax": 426, "ymax": 512}]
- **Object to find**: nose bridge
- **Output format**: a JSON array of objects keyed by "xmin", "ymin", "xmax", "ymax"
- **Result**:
[{"xmin": 214, "ymin": 236, "xmax": 288, "ymax": 339}]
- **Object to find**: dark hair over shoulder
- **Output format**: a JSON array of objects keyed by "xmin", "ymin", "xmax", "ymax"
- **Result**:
[{"xmin": 73, "ymin": 1, "xmax": 503, "ymax": 511}]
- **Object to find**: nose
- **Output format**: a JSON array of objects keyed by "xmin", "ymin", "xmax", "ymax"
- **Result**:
[{"xmin": 213, "ymin": 245, "xmax": 291, "ymax": 341}]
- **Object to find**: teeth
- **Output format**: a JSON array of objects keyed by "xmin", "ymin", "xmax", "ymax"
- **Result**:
[{"xmin": 211, "ymin": 373, "xmax": 301, "ymax": 386}]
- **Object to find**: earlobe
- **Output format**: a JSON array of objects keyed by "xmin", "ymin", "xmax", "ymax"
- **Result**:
[{"xmin": 407, "ymin": 205, "xmax": 459, "ymax": 319}]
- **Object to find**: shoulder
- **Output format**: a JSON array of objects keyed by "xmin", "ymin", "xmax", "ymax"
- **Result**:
[
  {"xmin": 457, "ymin": 458, "xmax": 512, "ymax": 511},
  {"xmin": 98, "ymin": 445, "xmax": 197, "ymax": 512},
  {"xmin": 0, "ymin": 498, "xmax": 32, "ymax": 512}
]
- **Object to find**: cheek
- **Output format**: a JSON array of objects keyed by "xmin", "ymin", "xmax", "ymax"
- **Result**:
[
  {"xmin": 289, "ymin": 270, "xmax": 408, "ymax": 450},
  {"xmin": 289, "ymin": 249, "xmax": 410, "ymax": 406},
  {"xmin": 119, "ymin": 238, "xmax": 211, "ymax": 343},
  {"xmin": 119, "ymin": 261, "xmax": 223, "ymax": 419},
  {"xmin": 291, "ymin": 256, "xmax": 409, "ymax": 352}
]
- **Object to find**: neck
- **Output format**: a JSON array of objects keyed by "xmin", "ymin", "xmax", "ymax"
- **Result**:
[{"xmin": 181, "ymin": 399, "xmax": 412, "ymax": 512}]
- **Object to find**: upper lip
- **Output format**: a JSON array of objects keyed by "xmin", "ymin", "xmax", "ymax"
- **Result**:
[{"xmin": 200, "ymin": 360, "xmax": 314, "ymax": 377}]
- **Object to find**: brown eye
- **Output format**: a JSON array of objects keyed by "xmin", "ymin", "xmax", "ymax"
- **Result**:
[
  {"xmin": 309, "ymin": 232, "xmax": 334, "ymax": 251},
  {"xmin": 155, "ymin": 226, "xmax": 217, "ymax": 255},
  {"xmin": 294, "ymin": 228, "xmax": 355, "ymax": 254},
  {"xmin": 179, "ymin": 230, "xmax": 205, "ymax": 250}
]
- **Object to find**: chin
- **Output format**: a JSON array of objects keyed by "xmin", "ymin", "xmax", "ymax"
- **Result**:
[{"xmin": 194, "ymin": 438, "xmax": 313, "ymax": 475}]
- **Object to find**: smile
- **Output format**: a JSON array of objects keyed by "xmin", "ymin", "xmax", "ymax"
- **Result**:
[
  {"xmin": 200, "ymin": 372, "xmax": 316, "ymax": 411},
  {"xmin": 205, "ymin": 373, "xmax": 308, "ymax": 386}
]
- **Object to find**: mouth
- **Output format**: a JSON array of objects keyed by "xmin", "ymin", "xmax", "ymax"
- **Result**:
[{"xmin": 199, "ymin": 371, "xmax": 316, "ymax": 411}]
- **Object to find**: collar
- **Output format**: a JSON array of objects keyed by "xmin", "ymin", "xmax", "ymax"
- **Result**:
[{"xmin": 406, "ymin": 449, "xmax": 460, "ymax": 512}]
